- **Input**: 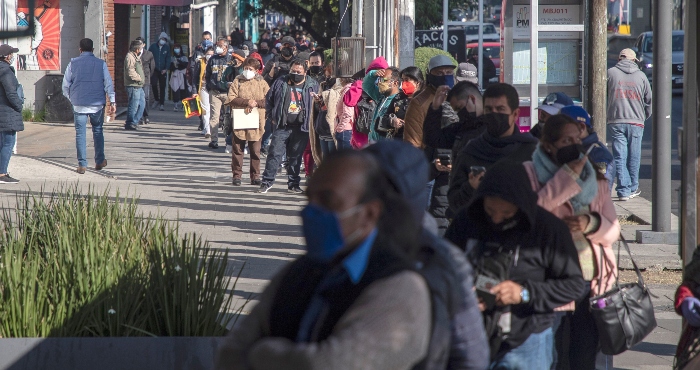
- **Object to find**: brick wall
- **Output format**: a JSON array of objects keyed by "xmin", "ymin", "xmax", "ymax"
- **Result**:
[
  {"xmin": 150, "ymin": 6, "xmax": 164, "ymax": 45},
  {"xmin": 114, "ymin": 4, "xmax": 130, "ymax": 106}
]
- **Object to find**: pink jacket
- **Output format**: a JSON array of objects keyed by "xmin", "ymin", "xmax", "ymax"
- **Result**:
[
  {"xmin": 336, "ymin": 84, "xmax": 354, "ymax": 132},
  {"xmin": 343, "ymin": 80, "xmax": 364, "ymax": 107},
  {"xmin": 523, "ymin": 162, "xmax": 620, "ymax": 297}
]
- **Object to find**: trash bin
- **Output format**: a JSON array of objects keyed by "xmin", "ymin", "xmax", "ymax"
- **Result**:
[{"xmin": 44, "ymin": 73, "xmax": 73, "ymax": 122}]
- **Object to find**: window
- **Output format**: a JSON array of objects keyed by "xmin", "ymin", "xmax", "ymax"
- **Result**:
[{"xmin": 642, "ymin": 34, "xmax": 684, "ymax": 53}]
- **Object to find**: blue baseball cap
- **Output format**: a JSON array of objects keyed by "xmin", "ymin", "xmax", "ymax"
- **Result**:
[
  {"xmin": 538, "ymin": 92, "xmax": 574, "ymax": 116},
  {"xmin": 560, "ymin": 105, "xmax": 591, "ymax": 127}
]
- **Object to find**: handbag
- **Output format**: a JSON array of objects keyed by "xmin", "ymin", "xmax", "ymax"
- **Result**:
[{"xmin": 589, "ymin": 235, "xmax": 657, "ymax": 355}]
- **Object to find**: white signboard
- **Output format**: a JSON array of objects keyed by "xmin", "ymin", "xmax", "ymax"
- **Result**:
[
  {"xmin": 513, "ymin": 5, "xmax": 581, "ymax": 39},
  {"xmin": 512, "ymin": 41, "xmax": 579, "ymax": 85}
]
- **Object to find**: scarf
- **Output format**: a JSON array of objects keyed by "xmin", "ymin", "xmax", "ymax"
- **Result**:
[{"xmin": 532, "ymin": 145, "xmax": 598, "ymax": 212}]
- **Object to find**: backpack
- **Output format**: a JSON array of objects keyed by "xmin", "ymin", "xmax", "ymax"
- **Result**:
[
  {"xmin": 354, "ymin": 92, "xmax": 375, "ymax": 134},
  {"xmin": 314, "ymin": 108, "xmax": 332, "ymax": 139}
]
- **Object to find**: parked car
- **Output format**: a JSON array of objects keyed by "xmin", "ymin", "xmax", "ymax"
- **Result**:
[
  {"xmin": 632, "ymin": 30, "xmax": 684, "ymax": 87},
  {"xmin": 489, "ymin": 5, "xmax": 502, "ymax": 25},
  {"xmin": 467, "ymin": 42, "xmax": 501, "ymax": 82},
  {"xmin": 463, "ymin": 22, "xmax": 499, "ymax": 43},
  {"xmin": 451, "ymin": 8, "xmax": 470, "ymax": 22}
]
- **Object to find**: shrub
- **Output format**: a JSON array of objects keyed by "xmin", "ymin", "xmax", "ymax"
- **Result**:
[
  {"xmin": 414, "ymin": 47, "xmax": 458, "ymax": 75},
  {"xmin": 22, "ymin": 107, "xmax": 32, "ymax": 122},
  {"xmin": 0, "ymin": 185, "xmax": 239, "ymax": 337}
]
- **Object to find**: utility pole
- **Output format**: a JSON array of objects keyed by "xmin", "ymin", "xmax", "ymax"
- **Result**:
[
  {"xmin": 588, "ymin": 0, "xmax": 608, "ymax": 143},
  {"xmin": 651, "ymin": 0, "xmax": 672, "ymax": 232},
  {"xmin": 339, "ymin": 0, "xmax": 351, "ymax": 37}
]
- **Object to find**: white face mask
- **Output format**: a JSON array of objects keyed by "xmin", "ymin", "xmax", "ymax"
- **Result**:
[
  {"xmin": 215, "ymin": 47, "xmax": 224, "ymax": 55},
  {"xmin": 205, "ymin": 54, "xmax": 213, "ymax": 61},
  {"xmin": 173, "ymin": 48, "xmax": 180, "ymax": 54},
  {"xmin": 242, "ymin": 70, "xmax": 256, "ymax": 80},
  {"xmin": 243, "ymin": 50, "xmax": 250, "ymax": 57},
  {"xmin": 159, "ymin": 39, "xmax": 166, "ymax": 46}
]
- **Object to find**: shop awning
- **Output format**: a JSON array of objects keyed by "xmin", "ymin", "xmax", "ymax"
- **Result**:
[{"xmin": 113, "ymin": 0, "xmax": 193, "ymax": 6}]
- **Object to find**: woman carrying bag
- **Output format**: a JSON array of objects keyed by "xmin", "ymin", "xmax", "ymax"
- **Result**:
[
  {"xmin": 227, "ymin": 57, "xmax": 269, "ymax": 186},
  {"xmin": 522, "ymin": 114, "xmax": 620, "ymax": 369}
]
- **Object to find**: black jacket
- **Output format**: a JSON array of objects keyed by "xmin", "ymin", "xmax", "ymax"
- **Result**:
[
  {"xmin": 262, "ymin": 54, "xmax": 294, "ymax": 86},
  {"xmin": 205, "ymin": 54, "xmax": 233, "ymax": 93},
  {"xmin": 445, "ymin": 161, "xmax": 583, "ymax": 355},
  {"xmin": 0, "ymin": 62, "xmax": 24, "ymax": 132},
  {"xmin": 448, "ymin": 130, "xmax": 537, "ymax": 216},
  {"xmin": 375, "ymin": 92, "xmax": 409, "ymax": 140},
  {"xmin": 265, "ymin": 75, "xmax": 319, "ymax": 132},
  {"xmin": 422, "ymin": 105, "xmax": 486, "ymax": 160}
]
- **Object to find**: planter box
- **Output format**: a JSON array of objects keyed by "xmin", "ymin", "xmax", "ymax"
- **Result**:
[{"xmin": 0, "ymin": 337, "xmax": 227, "ymax": 370}]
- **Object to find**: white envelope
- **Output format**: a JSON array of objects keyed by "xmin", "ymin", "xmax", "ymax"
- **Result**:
[{"xmin": 232, "ymin": 108, "xmax": 260, "ymax": 130}]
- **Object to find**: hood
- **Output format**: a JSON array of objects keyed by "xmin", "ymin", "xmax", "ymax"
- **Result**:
[
  {"xmin": 614, "ymin": 59, "xmax": 641, "ymax": 74},
  {"xmin": 158, "ymin": 32, "xmax": 170, "ymax": 42},
  {"xmin": 366, "ymin": 56, "xmax": 389, "ymax": 73},
  {"xmin": 249, "ymin": 52, "xmax": 264, "ymax": 73},
  {"xmin": 466, "ymin": 161, "xmax": 537, "ymax": 231},
  {"xmin": 363, "ymin": 141, "xmax": 430, "ymax": 224}
]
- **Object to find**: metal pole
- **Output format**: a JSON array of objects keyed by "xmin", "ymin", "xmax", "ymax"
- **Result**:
[
  {"xmin": 530, "ymin": 0, "xmax": 539, "ymax": 121},
  {"xmin": 478, "ymin": 0, "xmax": 483, "ymax": 88},
  {"xmin": 357, "ymin": 0, "xmax": 363, "ymax": 36},
  {"xmin": 442, "ymin": 0, "xmax": 448, "ymax": 51},
  {"xmin": 652, "ymin": 0, "xmax": 672, "ymax": 231}
]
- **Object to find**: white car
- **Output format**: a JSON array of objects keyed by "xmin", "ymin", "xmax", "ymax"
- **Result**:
[{"xmin": 463, "ymin": 22, "xmax": 499, "ymax": 43}]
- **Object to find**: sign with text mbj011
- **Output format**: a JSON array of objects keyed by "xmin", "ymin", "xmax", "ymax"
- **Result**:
[
  {"xmin": 415, "ymin": 30, "xmax": 466, "ymax": 63},
  {"xmin": 513, "ymin": 5, "xmax": 581, "ymax": 40}
]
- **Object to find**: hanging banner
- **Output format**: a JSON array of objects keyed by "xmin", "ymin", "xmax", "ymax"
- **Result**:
[{"xmin": 16, "ymin": 0, "xmax": 61, "ymax": 70}]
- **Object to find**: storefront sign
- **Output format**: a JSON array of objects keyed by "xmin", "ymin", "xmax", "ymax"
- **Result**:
[
  {"xmin": 513, "ymin": 5, "xmax": 580, "ymax": 40},
  {"xmin": 415, "ymin": 29, "xmax": 466, "ymax": 63}
]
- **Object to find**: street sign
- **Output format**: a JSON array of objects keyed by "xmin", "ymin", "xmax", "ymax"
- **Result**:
[{"xmin": 415, "ymin": 29, "xmax": 466, "ymax": 62}]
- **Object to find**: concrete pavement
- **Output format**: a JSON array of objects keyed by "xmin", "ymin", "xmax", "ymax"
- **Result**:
[{"xmin": 7, "ymin": 105, "xmax": 683, "ymax": 369}]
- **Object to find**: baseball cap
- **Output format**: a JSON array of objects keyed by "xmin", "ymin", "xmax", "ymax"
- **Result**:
[
  {"xmin": 560, "ymin": 105, "xmax": 591, "ymax": 127},
  {"xmin": 455, "ymin": 63, "xmax": 478, "ymax": 84},
  {"xmin": 280, "ymin": 36, "xmax": 296, "ymax": 46},
  {"xmin": 428, "ymin": 55, "xmax": 456, "ymax": 73},
  {"xmin": 537, "ymin": 92, "xmax": 574, "ymax": 116},
  {"xmin": 619, "ymin": 48, "xmax": 638, "ymax": 61},
  {"xmin": 0, "ymin": 44, "xmax": 19, "ymax": 57}
]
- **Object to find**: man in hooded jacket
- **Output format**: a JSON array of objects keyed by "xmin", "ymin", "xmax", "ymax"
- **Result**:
[
  {"xmin": 448, "ymin": 83, "xmax": 538, "ymax": 216},
  {"xmin": 445, "ymin": 161, "xmax": 584, "ymax": 369}
]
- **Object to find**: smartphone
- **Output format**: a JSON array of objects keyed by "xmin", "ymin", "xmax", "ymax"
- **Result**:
[
  {"xmin": 438, "ymin": 153, "xmax": 452, "ymax": 166},
  {"xmin": 470, "ymin": 166, "xmax": 486, "ymax": 176},
  {"xmin": 475, "ymin": 275, "xmax": 499, "ymax": 310}
]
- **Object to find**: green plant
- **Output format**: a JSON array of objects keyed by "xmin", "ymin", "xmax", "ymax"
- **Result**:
[
  {"xmin": 33, "ymin": 107, "xmax": 46, "ymax": 122},
  {"xmin": 0, "ymin": 185, "xmax": 239, "ymax": 337},
  {"xmin": 414, "ymin": 47, "xmax": 459, "ymax": 75},
  {"xmin": 22, "ymin": 107, "xmax": 32, "ymax": 122}
]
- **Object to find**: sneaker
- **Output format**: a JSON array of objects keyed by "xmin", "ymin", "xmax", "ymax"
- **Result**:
[
  {"xmin": 208, "ymin": 142, "xmax": 219, "ymax": 149},
  {"xmin": 260, "ymin": 150, "xmax": 267, "ymax": 158},
  {"xmin": 76, "ymin": 167, "xmax": 87, "ymax": 174},
  {"xmin": 244, "ymin": 148, "xmax": 248, "ymax": 155},
  {"xmin": 0, "ymin": 174, "xmax": 19, "ymax": 183},
  {"xmin": 629, "ymin": 189, "xmax": 642, "ymax": 199},
  {"xmin": 204, "ymin": 134, "xmax": 211, "ymax": 139},
  {"xmin": 124, "ymin": 124, "xmax": 138, "ymax": 130},
  {"xmin": 256, "ymin": 183, "xmax": 272, "ymax": 193},
  {"xmin": 173, "ymin": 105, "xmax": 178, "ymax": 112},
  {"xmin": 251, "ymin": 179, "xmax": 262, "ymax": 186},
  {"xmin": 618, "ymin": 195, "xmax": 630, "ymax": 201},
  {"xmin": 144, "ymin": 118, "xmax": 150, "ymax": 125},
  {"xmin": 95, "ymin": 160, "xmax": 108, "ymax": 171},
  {"xmin": 159, "ymin": 104, "xmax": 165, "ymax": 111},
  {"xmin": 232, "ymin": 178, "xmax": 242, "ymax": 186},
  {"xmin": 288, "ymin": 186, "xmax": 304, "ymax": 194},
  {"xmin": 225, "ymin": 144, "xmax": 233, "ymax": 154}
]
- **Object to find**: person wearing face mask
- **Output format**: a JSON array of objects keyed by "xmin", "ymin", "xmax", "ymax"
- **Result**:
[
  {"xmin": 445, "ymin": 161, "xmax": 584, "ymax": 369},
  {"xmin": 169, "ymin": 44, "xmax": 189, "ymax": 112},
  {"xmin": 257, "ymin": 59, "xmax": 319, "ymax": 194},
  {"xmin": 262, "ymin": 36, "xmax": 297, "ymax": 86},
  {"xmin": 403, "ymin": 55, "xmax": 456, "ymax": 149},
  {"xmin": 523, "ymin": 114, "xmax": 619, "ymax": 370},
  {"xmin": 528, "ymin": 92, "xmax": 574, "ymax": 139},
  {"xmin": 215, "ymin": 149, "xmax": 431, "ymax": 370},
  {"xmin": 123, "ymin": 40, "xmax": 146, "ymax": 131},
  {"xmin": 190, "ymin": 39, "xmax": 213, "ymax": 131},
  {"xmin": 148, "ymin": 32, "xmax": 172, "ymax": 111},
  {"xmin": 205, "ymin": 38, "xmax": 234, "ymax": 149},
  {"xmin": 371, "ymin": 66, "xmax": 421, "ymax": 141},
  {"xmin": 307, "ymin": 51, "xmax": 326, "ymax": 87},
  {"xmin": 258, "ymin": 41, "xmax": 274, "ymax": 64},
  {"xmin": 0, "ymin": 44, "xmax": 25, "ymax": 183},
  {"xmin": 448, "ymin": 83, "xmax": 538, "ymax": 216},
  {"xmin": 271, "ymin": 28, "xmax": 282, "ymax": 43},
  {"xmin": 361, "ymin": 65, "xmax": 400, "ymax": 142},
  {"xmin": 135, "ymin": 37, "xmax": 154, "ymax": 125},
  {"xmin": 194, "ymin": 47, "xmax": 215, "ymax": 138},
  {"xmin": 227, "ymin": 57, "xmax": 269, "ymax": 186}
]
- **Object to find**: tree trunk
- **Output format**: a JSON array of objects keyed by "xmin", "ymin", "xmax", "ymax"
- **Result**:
[{"xmin": 589, "ymin": 0, "xmax": 607, "ymax": 143}]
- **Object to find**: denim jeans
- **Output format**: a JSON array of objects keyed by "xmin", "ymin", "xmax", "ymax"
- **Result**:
[
  {"xmin": 491, "ymin": 327, "xmax": 553, "ymax": 370},
  {"xmin": 126, "ymin": 86, "xmax": 145, "ymax": 126},
  {"xmin": 335, "ymin": 130, "xmax": 352, "ymax": 150},
  {"xmin": 0, "ymin": 130, "xmax": 16, "ymax": 174},
  {"xmin": 608, "ymin": 123, "xmax": 644, "ymax": 197},
  {"xmin": 261, "ymin": 125, "xmax": 309, "ymax": 188},
  {"xmin": 262, "ymin": 117, "xmax": 273, "ymax": 151},
  {"xmin": 319, "ymin": 139, "xmax": 335, "ymax": 156},
  {"xmin": 74, "ymin": 108, "xmax": 105, "ymax": 168}
]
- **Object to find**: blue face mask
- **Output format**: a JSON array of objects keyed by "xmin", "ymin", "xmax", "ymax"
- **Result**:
[
  {"xmin": 301, "ymin": 203, "xmax": 362, "ymax": 262},
  {"xmin": 427, "ymin": 73, "xmax": 455, "ymax": 88}
]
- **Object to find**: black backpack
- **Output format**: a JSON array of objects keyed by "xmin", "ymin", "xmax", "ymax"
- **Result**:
[
  {"xmin": 354, "ymin": 92, "xmax": 375, "ymax": 135},
  {"xmin": 314, "ymin": 108, "xmax": 332, "ymax": 139}
]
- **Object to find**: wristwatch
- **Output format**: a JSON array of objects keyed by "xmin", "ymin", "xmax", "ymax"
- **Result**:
[{"xmin": 520, "ymin": 286, "xmax": 530, "ymax": 304}]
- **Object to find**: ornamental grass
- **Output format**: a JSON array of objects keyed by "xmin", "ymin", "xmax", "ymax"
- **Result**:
[{"xmin": 0, "ymin": 185, "xmax": 238, "ymax": 338}]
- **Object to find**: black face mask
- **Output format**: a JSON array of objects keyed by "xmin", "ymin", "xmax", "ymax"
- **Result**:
[
  {"xmin": 260, "ymin": 48, "xmax": 269, "ymax": 55},
  {"xmin": 309, "ymin": 66, "xmax": 323, "ymax": 75},
  {"xmin": 487, "ymin": 212, "xmax": 522, "ymax": 232},
  {"xmin": 555, "ymin": 144, "xmax": 585, "ymax": 165},
  {"xmin": 457, "ymin": 107, "xmax": 477, "ymax": 123},
  {"xmin": 280, "ymin": 47, "xmax": 293, "ymax": 58},
  {"xmin": 481, "ymin": 113, "xmax": 512, "ymax": 138},
  {"xmin": 289, "ymin": 73, "xmax": 305, "ymax": 84}
]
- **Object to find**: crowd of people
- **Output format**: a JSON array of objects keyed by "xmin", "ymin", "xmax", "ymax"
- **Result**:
[{"xmin": 0, "ymin": 32, "xmax": 676, "ymax": 369}]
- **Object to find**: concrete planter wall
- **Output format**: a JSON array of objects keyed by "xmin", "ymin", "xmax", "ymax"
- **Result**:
[{"xmin": 0, "ymin": 337, "xmax": 227, "ymax": 370}]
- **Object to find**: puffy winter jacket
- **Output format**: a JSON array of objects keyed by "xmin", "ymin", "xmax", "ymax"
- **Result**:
[
  {"xmin": 265, "ymin": 74, "xmax": 319, "ymax": 132},
  {"xmin": 0, "ymin": 61, "xmax": 23, "ymax": 132}
]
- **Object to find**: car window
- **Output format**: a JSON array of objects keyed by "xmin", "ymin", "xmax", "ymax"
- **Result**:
[
  {"xmin": 465, "ymin": 25, "xmax": 497, "ymax": 35},
  {"xmin": 483, "ymin": 47, "xmax": 499, "ymax": 59},
  {"xmin": 642, "ymin": 34, "xmax": 684, "ymax": 53}
]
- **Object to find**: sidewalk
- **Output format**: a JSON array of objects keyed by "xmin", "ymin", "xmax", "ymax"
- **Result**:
[{"xmin": 6, "ymin": 106, "xmax": 683, "ymax": 369}]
